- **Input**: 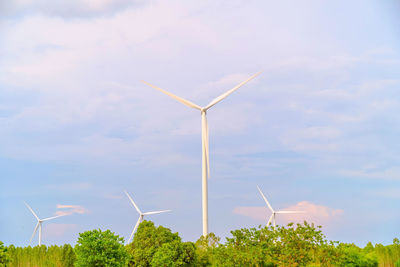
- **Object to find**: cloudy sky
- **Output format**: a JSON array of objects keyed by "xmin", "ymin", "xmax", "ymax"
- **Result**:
[{"xmin": 1, "ymin": 0, "xmax": 399, "ymax": 247}]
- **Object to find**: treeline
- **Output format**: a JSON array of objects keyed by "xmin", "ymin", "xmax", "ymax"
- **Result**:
[
  {"xmin": 0, "ymin": 243, "xmax": 75, "ymax": 267},
  {"xmin": 1, "ymin": 221, "xmax": 400, "ymax": 266}
]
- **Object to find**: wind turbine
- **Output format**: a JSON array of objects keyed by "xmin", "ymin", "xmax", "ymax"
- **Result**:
[
  {"xmin": 25, "ymin": 202, "xmax": 65, "ymax": 246},
  {"xmin": 125, "ymin": 191, "xmax": 171, "ymax": 243},
  {"xmin": 256, "ymin": 185, "xmax": 304, "ymax": 230},
  {"xmin": 142, "ymin": 72, "xmax": 261, "ymax": 236}
]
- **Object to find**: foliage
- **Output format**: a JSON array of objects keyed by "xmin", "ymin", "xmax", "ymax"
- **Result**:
[
  {"xmin": 0, "ymin": 241, "xmax": 11, "ymax": 267},
  {"xmin": 151, "ymin": 240, "xmax": 197, "ymax": 266},
  {"xmin": 126, "ymin": 220, "xmax": 197, "ymax": 266},
  {"xmin": 2, "ymin": 222, "xmax": 400, "ymax": 267},
  {"xmin": 75, "ymin": 229, "xmax": 129, "ymax": 267},
  {"xmin": 208, "ymin": 221, "xmax": 340, "ymax": 267},
  {"xmin": 61, "ymin": 244, "xmax": 76, "ymax": 267},
  {"xmin": 336, "ymin": 243, "xmax": 378, "ymax": 267},
  {"xmin": 195, "ymin": 233, "xmax": 221, "ymax": 266},
  {"xmin": 5, "ymin": 244, "xmax": 75, "ymax": 267},
  {"xmin": 373, "ymin": 238, "xmax": 400, "ymax": 267}
]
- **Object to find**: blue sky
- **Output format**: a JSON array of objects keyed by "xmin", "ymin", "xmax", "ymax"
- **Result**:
[{"xmin": 0, "ymin": 0, "xmax": 400, "ymax": 247}]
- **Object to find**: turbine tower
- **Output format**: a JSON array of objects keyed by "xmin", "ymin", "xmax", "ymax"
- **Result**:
[
  {"xmin": 257, "ymin": 185, "xmax": 304, "ymax": 230},
  {"xmin": 125, "ymin": 191, "xmax": 171, "ymax": 243},
  {"xmin": 25, "ymin": 202, "xmax": 65, "ymax": 246},
  {"xmin": 142, "ymin": 72, "xmax": 261, "ymax": 236}
]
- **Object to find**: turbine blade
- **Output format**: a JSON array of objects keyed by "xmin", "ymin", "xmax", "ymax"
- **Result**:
[
  {"xmin": 141, "ymin": 81, "xmax": 202, "ymax": 110},
  {"xmin": 276, "ymin": 210, "xmax": 305, "ymax": 214},
  {"xmin": 142, "ymin": 210, "xmax": 171, "ymax": 216},
  {"xmin": 128, "ymin": 216, "xmax": 142, "ymax": 243},
  {"xmin": 29, "ymin": 222, "xmax": 39, "ymax": 246},
  {"xmin": 125, "ymin": 191, "xmax": 142, "ymax": 214},
  {"xmin": 256, "ymin": 186, "xmax": 274, "ymax": 212},
  {"xmin": 205, "ymin": 72, "xmax": 262, "ymax": 110},
  {"xmin": 24, "ymin": 202, "xmax": 40, "ymax": 221},
  {"xmin": 42, "ymin": 214, "xmax": 65, "ymax": 221},
  {"xmin": 267, "ymin": 214, "xmax": 273, "ymax": 226}
]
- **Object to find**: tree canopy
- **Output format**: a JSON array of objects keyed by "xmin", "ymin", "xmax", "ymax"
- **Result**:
[
  {"xmin": 75, "ymin": 229, "xmax": 129, "ymax": 267},
  {"xmin": 1, "ymin": 221, "xmax": 398, "ymax": 266}
]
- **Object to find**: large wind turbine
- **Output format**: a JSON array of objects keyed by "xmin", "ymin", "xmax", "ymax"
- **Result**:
[
  {"xmin": 125, "ymin": 191, "xmax": 171, "ymax": 243},
  {"xmin": 142, "ymin": 72, "xmax": 261, "ymax": 236},
  {"xmin": 25, "ymin": 202, "xmax": 65, "ymax": 246},
  {"xmin": 257, "ymin": 186, "xmax": 304, "ymax": 230}
]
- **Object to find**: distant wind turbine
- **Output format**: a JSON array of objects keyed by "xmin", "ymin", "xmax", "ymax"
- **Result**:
[
  {"xmin": 256, "ymin": 185, "xmax": 304, "ymax": 230},
  {"xmin": 142, "ymin": 72, "xmax": 261, "ymax": 236},
  {"xmin": 25, "ymin": 202, "xmax": 65, "ymax": 246},
  {"xmin": 125, "ymin": 191, "xmax": 171, "ymax": 243}
]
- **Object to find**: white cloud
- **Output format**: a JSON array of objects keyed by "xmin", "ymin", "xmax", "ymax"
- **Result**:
[
  {"xmin": 233, "ymin": 201, "xmax": 343, "ymax": 227},
  {"xmin": 56, "ymin": 204, "xmax": 87, "ymax": 216}
]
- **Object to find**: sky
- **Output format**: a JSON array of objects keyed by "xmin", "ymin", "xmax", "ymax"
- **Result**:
[{"xmin": 0, "ymin": 0, "xmax": 400, "ymax": 247}]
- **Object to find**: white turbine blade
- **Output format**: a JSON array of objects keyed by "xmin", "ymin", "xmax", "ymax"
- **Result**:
[
  {"xmin": 141, "ymin": 81, "xmax": 202, "ymax": 110},
  {"xmin": 276, "ymin": 210, "xmax": 305, "ymax": 214},
  {"xmin": 125, "ymin": 191, "xmax": 142, "ymax": 214},
  {"xmin": 143, "ymin": 210, "xmax": 171, "ymax": 216},
  {"xmin": 267, "ymin": 214, "xmax": 273, "ymax": 226},
  {"xmin": 42, "ymin": 214, "xmax": 65, "ymax": 221},
  {"xmin": 29, "ymin": 222, "xmax": 39, "ymax": 246},
  {"xmin": 24, "ymin": 202, "xmax": 40, "ymax": 221},
  {"xmin": 205, "ymin": 72, "xmax": 262, "ymax": 110},
  {"xmin": 256, "ymin": 186, "xmax": 274, "ymax": 212},
  {"xmin": 128, "ymin": 216, "xmax": 142, "ymax": 243}
]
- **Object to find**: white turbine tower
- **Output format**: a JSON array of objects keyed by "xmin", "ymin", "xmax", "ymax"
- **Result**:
[
  {"xmin": 257, "ymin": 185, "xmax": 304, "ymax": 230},
  {"xmin": 142, "ymin": 72, "xmax": 261, "ymax": 236},
  {"xmin": 25, "ymin": 202, "xmax": 65, "ymax": 246},
  {"xmin": 125, "ymin": 191, "xmax": 171, "ymax": 243}
]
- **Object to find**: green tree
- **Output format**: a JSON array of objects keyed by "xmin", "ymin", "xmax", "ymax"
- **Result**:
[
  {"xmin": 127, "ymin": 220, "xmax": 196, "ymax": 266},
  {"xmin": 0, "ymin": 241, "xmax": 11, "ymax": 267},
  {"xmin": 213, "ymin": 226, "xmax": 276, "ymax": 266},
  {"xmin": 209, "ymin": 222, "xmax": 342, "ymax": 267},
  {"xmin": 151, "ymin": 240, "xmax": 197, "ymax": 266},
  {"xmin": 75, "ymin": 229, "xmax": 129, "ymax": 267}
]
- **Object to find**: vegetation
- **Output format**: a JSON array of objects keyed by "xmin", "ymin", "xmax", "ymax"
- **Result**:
[
  {"xmin": 0, "ymin": 241, "xmax": 11, "ymax": 267},
  {"xmin": 75, "ymin": 229, "xmax": 129, "ymax": 267},
  {"xmin": 2, "ymin": 221, "xmax": 400, "ymax": 266},
  {"xmin": 5, "ymin": 244, "xmax": 74, "ymax": 267}
]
